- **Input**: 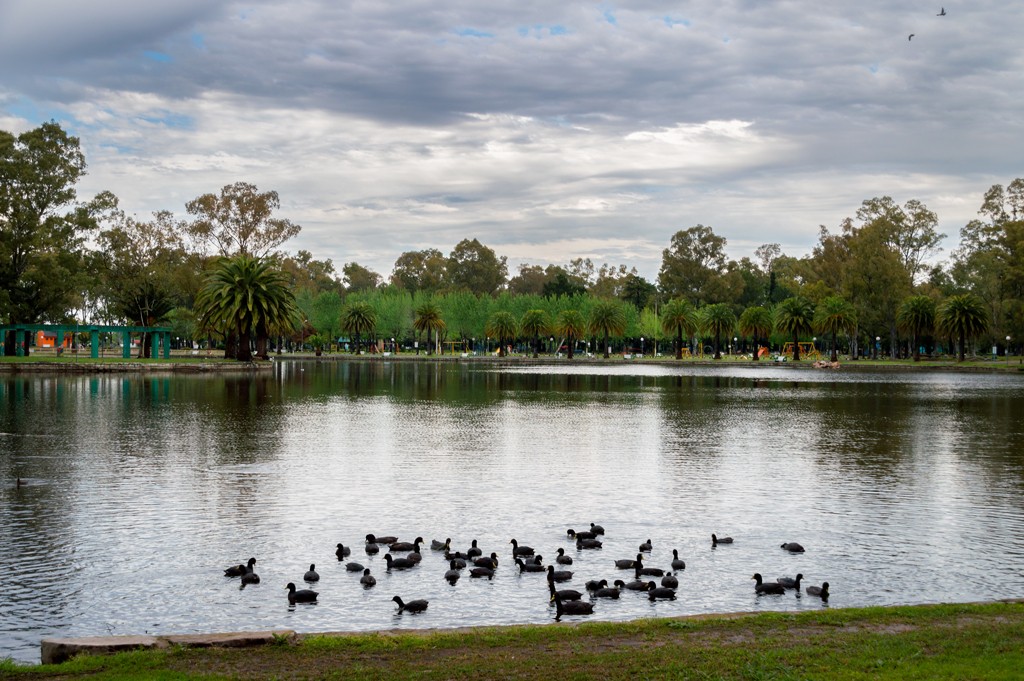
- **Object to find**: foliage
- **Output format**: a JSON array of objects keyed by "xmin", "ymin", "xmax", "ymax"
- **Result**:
[
  {"xmin": 485, "ymin": 310, "xmax": 518, "ymax": 357},
  {"xmin": 446, "ymin": 238, "xmax": 508, "ymax": 295},
  {"xmin": 589, "ymin": 299, "xmax": 627, "ymax": 358},
  {"xmin": 554, "ymin": 309, "xmax": 587, "ymax": 359},
  {"xmin": 520, "ymin": 309, "xmax": 550, "ymax": 358},
  {"xmin": 937, "ymin": 293, "xmax": 989, "ymax": 361},
  {"xmin": 774, "ymin": 296, "xmax": 815, "ymax": 361},
  {"xmin": 184, "ymin": 182, "xmax": 300, "ymax": 258},
  {"xmin": 738, "ymin": 305, "xmax": 773, "ymax": 360},
  {"xmin": 814, "ymin": 295, "xmax": 857, "ymax": 361},
  {"xmin": 342, "ymin": 262, "xmax": 382, "ymax": 293},
  {"xmin": 658, "ymin": 224, "xmax": 738, "ymax": 305},
  {"xmin": 340, "ymin": 300, "xmax": 377, "ymax": 353},
  {"xmin": 390, "ymin": 248, "xmax": 448, "ymax": 294},
  {"xmin": 660, "ymin": 298, "xmax": 698, "ymax": 359},
  {"xmin": 897, "ymin": 295, "xmax": 937, "ymax": 361},
  {"xmin": 699, "ymin": 303, "xmax": 736, "ymax": 359},
  {"xmin": 413, "ymin": 301, "xmax": 446, "ymax": 354}
]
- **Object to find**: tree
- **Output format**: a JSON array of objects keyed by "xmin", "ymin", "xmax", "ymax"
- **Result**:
[
  {"xmin": 184, "ymin": 182, "xmax": 301, "ymax": 258},
  {"xmin": 589, "ymin": 299, "xmax": 627, "ymax": 359},
  {"xmin": 390, "ymin": 248, "xmax": 447, "ymax": 294},
  {"xmin": 738, "ymin": 305, "xmax": 773, "ymax": 361},
  {"xmin": 413, "ymin": 301, "xmax": 445, "ymax": 354},
  {"xmin": 657, "ymin": 225, "xmax": 730, "ymax": 305},
  {"xmin": 342, "ymin": 262, "xmax": 382, "ymax": 293},
  {"xmin": 280, "ymin": 249, "xmax": 340, "ymax": 295},
  {"xmin": 660, "ymin": 298, "xmax": 698, "ymax": 360},
  {"xmin": 520, "ymin": 309, "xmax": 550, "ymax": 358},
  {"xmin": 555, "ymin": 309, "xmax": 587, "ymax": 359},
  {"xmin": 194, "ymin": 255, "xmax": 298, "ymax": 361},
  {"xmin": 856, "ymin": 196, "xmax": 945, "ymax": 281},
  {"xmin": 937, "ymin": 293, "xmax": 989, "ymax": 361},
  {"xmin": 700, "ymin": 303, "xmax": 736, "ymax": 359},
  {"xmin": 340, "ymin": 301, "xmax": 377, "ymax": 353},
  {"xmin": 446, "ymin": 238, "xmax": 508, "ymax": 295},
  {"xmin": 543, "ymin": 270, "xmax": 587, "ymax": 298},
  {"xmin": 508, "ymin": 264, "xmax": 548, "ymax": 295},
  {"xmin": 774, "ymin": 296, "xmax": 815, "ymax": 361},
  {"xmin": 0, "ymin": 121, "xmax": 98, "ymax": 348},
  {"xmin": 814, "ymin": 295, "xmax": 857, "ymax": 362},
  {"xmin": 486, "ymin": 310, "xmax": 518, "ymax": 357},
  {"xmin": 897, "ymin": 295, "xmax": 937, "ymax": 361},
  {"xmin": 620, "ymin": 273, "xmax": 657, "ymax": 310}
]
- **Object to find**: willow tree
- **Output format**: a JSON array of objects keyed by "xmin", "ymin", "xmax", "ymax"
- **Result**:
[
  {"xmin": 194, "ymin": 255, "xmax": 298, "ymax": 361},
  {"xmin": 486, "ymin": 310, "xmax": 518, "ymax": 357},
  {"xmin": 897, "ymin": 295, "xmax": 937, "ymax": 361},
  {"xmin": 589, "ymin": 299, "xmax": 627, "ymax": 359},
  {"xmin": 774, "ymin": 296, "xmax": 815, "ymax": 361},
  {"xmin": 661, "ymin": 298, "xmax": 698, "ymax": 360},
  {"xmin": 813, "ymin": 295, "xmax": 857, "ymax": 362},
  {"xmin": 554, "ymin": 309, "xmax": 587, "ymax": 359},
  {"xmin": 738, "ymin": 305, "xmax": 773, "ymax": 361},
  {"xmin": 937, "ymin": 294, "xmax": 989, "ymax": 361}
]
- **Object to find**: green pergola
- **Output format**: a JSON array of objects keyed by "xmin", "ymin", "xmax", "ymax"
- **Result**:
[{"xmin": 0, "ymin": 324, "xmax": 174, "ymax": 359}]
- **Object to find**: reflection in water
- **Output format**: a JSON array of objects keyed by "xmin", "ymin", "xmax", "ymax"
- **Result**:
[{"xmin": 1, "ymin": 364, "xmax": 1023, "ymax": 663}]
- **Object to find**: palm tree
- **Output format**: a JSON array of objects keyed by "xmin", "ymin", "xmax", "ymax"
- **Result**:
[
  {"xmin": 813, "ymin": 296, "xmax": 857, "ymax": 362},
  {"xmin": 194, "ymin": 255, "xmax": 298, "ymax": 362},
  {"xmin": 738, "ymin": 305, "xmax": 773, "ymax": 361},
  {"xmin": 774, "ymin": 296, "xmax": 815, "ymax": 361},
  {"xmin": 413, "ymin": 302, "xmax": 445, "ymax": 355},
  {"xmin": 486, "ymin": 311, "xmax": 519, "ymax": 357},
  {"xmin": 700, "ymin": 303, "xmax": 736, "ymax": 360},
  {"xmin": 897, "ymin": 295, "xmax": 937, "ymax": 361},
  {"xmin": 340, "ymin": 301, "xmax": 377, "ymax": 354},
  {"xmin": 589, "ymin": 299, "xmax": 627, "ymax": 359},
  {"xmin": 661, "ymin": 298, "xmax": 698, "ymax": 360},
  {"xmin": 554, "ymin": 309, "xmax": 587, "ymax": 359},
  {"xmin": 937, "ymin": 293, "xmax": 989, "ymax": 362},
  {"xmin": 520, "ymin": 309, "xmax": 550, "ymax": 359}
]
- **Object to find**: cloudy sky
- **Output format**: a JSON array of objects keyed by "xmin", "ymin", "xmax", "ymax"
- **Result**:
[{"xmin": 2, "ymin": 1, "xmax": 1022, "ymax": 281}]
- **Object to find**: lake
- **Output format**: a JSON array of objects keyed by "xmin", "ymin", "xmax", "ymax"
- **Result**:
[{"xmin": 2, "ymin": 360, "xmax": 1023, "ymax": 663}]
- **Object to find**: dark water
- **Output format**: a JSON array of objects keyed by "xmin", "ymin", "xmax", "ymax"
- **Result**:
[{"xmin": 2, "ymin": 361, "xmax": 1023, "ymax": 663}]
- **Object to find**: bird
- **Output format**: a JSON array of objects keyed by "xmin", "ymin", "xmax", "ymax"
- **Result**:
[
  {"xmin": 576, "ymin": 537, "xmax": 603, "ymax": 550},
  {"xmin": 445, "ymin": 555, "xmax": 468, "ymax": 569},
  {"xmin": 671, "ymin": 549, "xmax": 686, "ymax": 570},
  {"xmin": 469, "ymin": 567, "xmax": 494, "ymax": 579},
  {"xmin": 360, "ymin": 568, "xmax": 376, "ymax": 587},
  {"xmin": 384, "ymin": 553, "xmax": 416, "ymax": 570},
  {"xmin": 336, "ymin": 543, "xmax": 351, "ymax": 560},
  {"xmin": 510, "ymin": 538, "xmax": 534, "ymax": 556},
  {"xmin": 407, "ymin": 549, "xmax": 423, "ymax": 564},
  {"xmin": 389, "ymin": 537, "xmax": 423, "ymax": 552},
  {"xmin": 661, "ymin": 572, "xmax": 679, "ymax": 588},
  {"xmin": 552, "ymin": 593, "xmax": 594, "ymax": 618},
  {"xmin": 647, "ymin": 581, "xmax": 676, "ymax": 601},
  {"xmin": 224, "ymin": 557, "xmax": 256, "ymax": 578},
  {"xmin": 635, "ymin": 555, "xmax": 664, "ymax": 577},
  {"xmin": 466, "ymin": 539, "xmax": 483, "ymax": 558},
  {"xmin": 778, "ymin": 573, "xmax": 804, "ymax": 590},
  {"xmin": 515, "ymin": 558, "xmax": 545, "ymax": 573},
  {"xmin": 444, "ymin": 560, "xmax": 461, "ymax": 584},
  {"xmin": 286, "ymin": 582, "xmax": 318, "ymax": 604},
  {"xmin": 711, "ymin": 534, "xmax": 733, "ymax": 546},
  {"xmin": 364, "ymin": 542, "xmax": 380, "ymax": 555},
  {"xmin": 548, "ymin": 581, "xmax": 584, "ymax": 602},
  {"xmin": 366, "ymin": 534, "xmax": 398, "ymax": 545},
  {"xmin": 445, "ymin": 549, "xmax": 470, "ymax": 561},
  {"xmin": 474, "ymin": 553, "xmax": 499, "ymax": 569},
  {"xmin": 614, "ymin": 556, "xmax": 637, "ymax": 569},
  {"xmin": 623, "ymin": 577, "xmax": 648, "ymax": 590},
  {"xmin": 781, "ymin": 542, "xmax": 805, "ymax": 553},
  {"xmin": 639, "ymin": 538, "xmax": 653, "ymax": 552},
  {"xmin": 806, "ymin": 582, "xmax": 830, "ymax": 600},
  {"xmin": 240, "ymin": 569, "xmax": 260, "ymax": 586},
  {"xmin": 567, "ymin": 528, "xmax": 597, "ymax": 541},
  {"xmin": 585, "ymin": 579, "xmax": 605, "ymax": 591},
  {"xmin": 590, "ymin": 522, "xmax": 605, "ymax": 535},
  {"xmin": 937, "ymin": 7, "xmax": 946, "ymax": 16},
  {"xmin": 547, "ymin": 564, "xmax": 573, "ymax": 582},
  {"xmin": 392, "ymin": 595, "xmax": 429, "ymax": 613},
  {"xmin": 431, "ymin": 537, "xmax": 451, "ymax": 551},
  {"xmin": 908, "ymin": 33, "xmax": 915, "ymax": 41},
  {"xmin": 346, "ymin": 561, "xmax": 365, "ymax": 572},
  {"xmin": 555, "ymin": 548, "xmax": 573, "ymax": 565},
  {"xmin": 595, "ymin": 580, "xmax": 624, "ymax": 598},
  {"xmin": 303, "ymin": 564, "xmax": 320, "ymax": 582},
  {"xmin": 752, "ymin": 573, "xmax": 786, "ymax": 594}
]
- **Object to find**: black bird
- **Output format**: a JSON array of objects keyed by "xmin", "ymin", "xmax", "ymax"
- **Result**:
[
  {"xmin": 585, "ymin": 579, "xmax": 605, "ymax": 592},
  {"xmin": 548, "ymin": 581, "xmax": 584, "ymax": 602},
  {"xmin": 346, "ymin": 561, "xmax": 365, "ymax": 572},
  {"xmin": 647, "ymin": 581, "xmax": 676, "ymax": 601},
  {"xmin": 466, "ymin": 539, "xmax": 483, "ymax": 558},
  {"xmin": 336, "ymin": 543, "xmax": 351, "ymax": 560},
  {"xmin": 806, "ymin": 582, "xmax": 830, "ymax": 600},
  {"xmin": 576, "ymin": 537, "xmax": 603, "ymax": 549},
  {"xmin": 510, "ymin": 538, "xmax": 535, "ymax": 556},
  {"xmin": 671, "ymin": 549, "xmax": 686, "ymax": 570},
  {"xmin": 555, "ymin": 548, "xmax": 573, "ymax": 565},
  {"xmin": 444, "ymin": 560, "xmax": 461, "ymax": 584},
  {"xmin": 778, "ymin": 573, "xmax": 804, "ymax": 590},
  {"xmin": 595, "ymin": 580, "xmax": 624, "ymax": 598},
  {"xmin": 938, "ymin": 7, "xmax": 946, "ymax": 16},
  {"xmin": 286, "ymin": 582, "xmax": 318, "ymax": 604},
  {"xmin": 392, "ymin": 595, "xmax": 428, "ymax": 613},
  {"xmin": 623, "ymin": 577, "xmax": 648, "ymax": 590},
  {"xmin": 431, "ymin": 537, "xmax": 451, "ymax": 551},
  {"xmin": 590, "ymin": 522, "xmax": 605, "ymax": 535},
  {"xmin": 407, "ymin": 549, "xmax": 423, "ymax": 564},
  {"xmin": 366, "ymin": 534, "xmax": 398, "ymax": 545},
  {"xmin": 567, "ymin": 528, "xmax": 597, "ymax": 541},
  {"xmin": 908, "ymin": 33, "xmax": 915, "ymax": 41},
  {"xmin": 711, "ymin": 534, "xmax": 733, "ymax": 546},
  {"xmin": 390, "ymin": 537, "xmax": 423, "ymax": 552},
  {"xmin": 474, "ymin": 553, "xmax": 499, "ymax": 569},
  {"xmin": 384, "ymin": 553, "xmax": 416, "ymax": 570},
  {"xmin": 781, "ymin": 542, "xmax": 805, "ymax": 553},
  {"xmin": 752, "ymin": 573, "xmax": 786, "ymax": 594},
  {"xmin": 635, "ymin": 555, "xmax": 664, "ymax": 577},
  {"xmin": 364, "ymin": 542, "xmax": 380, "ymax": 555},
  {"xmin": 445, "ymin": 549, "xmax": 471, "ymax": 561},
  {"xmin": 469, "ymin": 567, "xmax": 494, "ymax": 579},
  {"xmin": 552, "ymin": 593, "xmax": 594, "ymax": 618},
  {"xmin": 547, "ymin": 564, "xmax": 573, "ymax": 582},
  {"xmin": 240, "ymin": 569, "xmax": 260, "ymax": 586},
  {"xmin": 614, "ymin": 556, "xmax": 637, "ymax": 569},
  {"xmin": 360, "ymin": 568, "xmax": 376, "ymax": 587},
  {"xmin": 515, "ymin": 558, "xmax": 545, "ymax": 573},
  {"xmin": 224, "ymin": 557, "xmax": 256, "ymax": 577},
  {"xmin": 639, "ymin": 538, "xmax": 653, "ymax": 552},
  {"xmin": 445, "ymin": 555, "xmax": 468, "ymax": 569},
  {"xmin": 526, "ymin": 554, "xmax": 544, "ymax": 565},
  {"xmin": 661, "ymin": 572, "xmax": 679, "ymax": 588},
  {"xmin": 303, "ymin": 564, "xmax": 320, "ymax": 582}
]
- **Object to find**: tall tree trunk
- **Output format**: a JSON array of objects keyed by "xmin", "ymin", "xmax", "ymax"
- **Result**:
[
  {"xmin": 236, "ymin": 330, "xmax": 253, "ymax": 361},
  {"xmin": 792, "ymin": 331, "xmax": 801, "ymax": 361},
  {"xmin": 713, "ymin": 332, "xmax": 721, "ymax": 360},
  {"xmin": 676, "ymin": 329, "xmax": 683, "ymax": 360},
  {"xmin": 958, "ymin": 330, "xmax": 966, "ymax": 362},
  {"xmin": 567, "ymin": 335, "xmax": 575, "ymax": 360},
  {"xmin": 831, "ymin": 332, "xmax": 838, "ymax": 362}
]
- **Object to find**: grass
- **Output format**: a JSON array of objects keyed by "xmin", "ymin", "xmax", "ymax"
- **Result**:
[{"xmin": 2, "ymin": 602, "xmax": 1022, "ymax": 680}]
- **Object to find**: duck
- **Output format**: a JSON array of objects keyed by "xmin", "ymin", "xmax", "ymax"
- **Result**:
[
  {"xmin": 515, "ymin": 558, "xmax": 546, "ymax": 573},
  {"xmin": 526, "ymin": 554, "xmax": 544, "ymax": 566},
  {"xmin": 623, "ymin": 577, "xmax": 648, "ymax": 590},
  {"xmin": 286, "ymin": 582, "xmax": 318, "ymax": 604},
  {"xmin": 647, "ymin": 581, "xmax": 676, "ymax": 601},
  {"xmin": 392, "ymin": 595, "xmax": 428, "ymax": 613},
  {"xmin": 510, "ymin": 538, "xmax": 534, "ymax": 556},
  {"xmin": 639, "ymin": 538, "xmax": 653, "ymax": 552},
  {"xmin": 585, "ymin": 578, "xmax": 606, "ymax": 591},
  {"xmin": 552, "ymin": 593, "xmax": 593, "ymax": 618},
  {"xmin": 364, "ymin": 542, "xmax": 380, "ymax": 555},
  {"xmin": 576, "ymin": 537, "xmax": 603, "ymax": 550},
  {"xmin": 614, "ymin": 556, "xmax": 637, "ymax": 569},
  {"xmin": 336, "ymin": 543, "xmax": 351, "ymax": 560},
  {"xmin": 303, "ymin": 564, "xmax": 320, "ymax": 582},
  {"xmin": 390, "ymin": 537, "xmax": 424, "ymax": 552},
  {"xmin": 806, "ymin": 582, "xmax": 830, "ymax": 600},
  {"xmin": 671, "ymin": 549, "xmax": 686, "ymax": 570},
  {"xmin": 224, "ymin": 557, "xmax": 256, "ymax": 577},
  {"xmin": 431, "ymin": 538, "xmax": 451, "ymax": 551},
  {"xmin": 360, "ymin": 568, "xmax": 376, "ymax": 587},
  {"xmin": 445, "ymin": 549, "xmax": 471, "ymax": 561},
  {"xmin": 474, "ymin": 553, "xmax": 499, "ymax": 570},
  {"xmin": 567, "ymin": 528, "xmax": 597, "ymax": 541},
  {"xmin": 407, "ymin": 549, "xmax": 423, "ymax": 564},
  {"xmin": 752, "ymin": 573, "xmax": 786, "ymax": 594},
  {"xmin": 555, "ymin": 548, "xmax": 573, "ymax": 565},
  {"xmin": 590, "ymin": 522, "xmax": 605, "ymax": 535},
  {"xmin": 781, "ymin": 542, "xmax": 805, "ymax": 553},
  {"xmin": 661, "ymin": 572, "xmax": 679, "ymax": 588},
  {"xmin": 778, "ymin": 573, "xmax": 803, "ymax": 590},
  {"xmin": 595, "ymin": 580, "xmax": 623, "ymax": 598},
  {"xmin": 466, "ymin": 539, "xmax": 483, "ymax": 558},
  {"xmin": 711, "ymin": 533, "xmax": 733, "ymax": 546},
  {"xmin": 346, "ymin": 561, "xmax": 365, "ymax": 572},
  {"xmin": 469, "ymin": 567, "xmax": 494, "ymax": 580},
  {"xmin": 445, "ymin": 555, "xmax": 468, "ymax": 569},
  {"xmin": 548, "ymin": 580, "xmax": 583, "ymax": 602},
  {"xmin": 635, "ymin": 555, "xmax": 664, "ymax": 577},
  {"xmin": 547, "ymin": 565, "xmax": 573, "ymax": 582},
  {"xmin": 384, "ymin": 553, "xmax": 416, "ymax": 570},
  {"xmin": 444, "ymin": 560, "xmax": 461, "ymax": 584},
  {"xmin": 366, "ymin": 534, "xmax": 398, "ymax": 546},
  {"xmin": 240, "ymin": 568, "xmax": 261, "ymax": 586}
]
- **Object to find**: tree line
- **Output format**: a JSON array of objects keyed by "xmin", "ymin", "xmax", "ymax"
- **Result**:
[{"xmin": 2, "ymin": 121, "xmax": 1020, "ymax": 361}]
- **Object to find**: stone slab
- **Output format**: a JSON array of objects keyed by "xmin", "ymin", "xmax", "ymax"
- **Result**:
[
  {"xmin": 41, "ymin": 635, "xmax": 159, "ymax": 665},
  {"xmin": 161, "ymin": 630, "xmax": 294, "ymax": 648}
]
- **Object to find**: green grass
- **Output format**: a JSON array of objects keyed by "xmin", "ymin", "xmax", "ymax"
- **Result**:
[{"xmin": 3, "ymin": 602, "xmax": 1022, "ymax": 680}]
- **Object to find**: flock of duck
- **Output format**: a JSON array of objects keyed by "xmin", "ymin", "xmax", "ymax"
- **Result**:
[{"xmin": 222, "ymin": 525, "xmax": 829, "ymax": 621}]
